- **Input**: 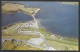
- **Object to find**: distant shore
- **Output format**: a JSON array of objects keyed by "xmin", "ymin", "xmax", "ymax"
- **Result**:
[
  {"xmin": 2, "ymin": 2, "xmax": 41, "ymax": 16},
  {"xmin": 59, "ymin": 2, "xmax": 78, "ymax": 5}
]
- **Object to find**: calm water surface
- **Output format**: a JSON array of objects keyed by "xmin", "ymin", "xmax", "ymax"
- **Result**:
[{"xmin": 2, "ymin": 1, "xmax": 78, "ymax": 38}]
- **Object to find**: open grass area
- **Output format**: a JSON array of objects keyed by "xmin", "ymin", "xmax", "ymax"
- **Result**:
[
  {"xmin": 15, "ymin": 44, "xmax": 43, "ymax": 50},
  {"xmin": 38, "ymin": 28, "xmax": 78, "ymax": 50},
  {"xmin": 44, "ymin": 35, "xmax": 78, "ymax": 50},
  {"xmin": 2, "ymin": 22, "xmax": 78, "ymax": 50},
  {"xmin": 2, "ymin": 34, "xmax": 40, "ymax": 41},
  {"xmin": 2, "ymin": 3, "xmax": 20, "ymax": 14},
  {"xmin": 21, "ymin": 27, "xmax": 38, "ymax": 31},
  {"xmin": 20, "ymin": 6, "xmax": 38, "ymax": 13},
  {"xmin": 2, "ymin": 40, "xmax": 43, "ymax": 50},
  {"xmin": 2, "ymin": 23, "xmax": 23, "ymax": 35},
  {"xmin": 38, "ymin": 28, "xmax": 49, "ymax": 36},
  {"xmin": 2, "ymin": 40, "xmax": 16, "ymax": 50},
  {"xmin": 2, "ymin": 3, "xmax": 20, "ymax": 11},
  {"xmin": 2, "ymin": 2, "xmax": 40, "ymax": 15},
  {"xmin": 46, "ymin": 38, "xmax": 78, "ymax": 50}
]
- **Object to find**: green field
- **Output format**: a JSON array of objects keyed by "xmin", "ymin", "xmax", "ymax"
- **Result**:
[
  {"xmin": 2, "ymin": 22, "xmax": 78, "ymax": 50},
  {"xmin": 2, "ymin": 40, "xmax": 43, "ymax": 50},
  {"xmin": 37, "ymin": 28, "xmax": 78, "ymax": 50},
  {"xmin": 2, "ymin": 2, "xmax": 40, "ymax": 15}
]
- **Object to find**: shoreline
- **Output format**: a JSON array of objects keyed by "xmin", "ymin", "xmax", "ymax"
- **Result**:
[
  {"xmin": 2, "ymin": 20, "xmax": 78, "ymax": 50},
  {"xmin": 34, "ymin": 18, "xmax": 78, "ymax": 39},
  {"xmin": 2, "ymin": 2, "xmax": 41, "ymax": 16},
  {"xmin": 2, "ymin": 2, "xmax": 78, "ymax": 50},
  {"xmin": 2, "ymin": 20, "xmax": 78, "ymax": 40},
  {"xmin": 58, "ymin": 2, "xmax": 78, "ymax": 5}
]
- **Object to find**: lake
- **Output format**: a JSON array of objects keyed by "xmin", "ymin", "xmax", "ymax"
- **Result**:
[{"xmin": 2, "ymin": 1, "xmax": 78, "ymax": 38}]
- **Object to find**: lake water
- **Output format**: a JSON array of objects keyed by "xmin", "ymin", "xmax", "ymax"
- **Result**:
[{"xmin": 2, "ymin": 1, "xmax": 78, "ymax": 38}]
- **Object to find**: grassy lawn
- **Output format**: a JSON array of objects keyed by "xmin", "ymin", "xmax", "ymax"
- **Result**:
[
  {"xmin": 44, "ymin": 36, "xmax": 78, "ymax": 50},
  {"xmin": 40, "ymin": 42, "xmax": 49, "ymax": 48},
  {"xmin": 2, "ymin": 3, "xmax": 20, "ymax": 13},
  {"xmin": 2, "ymin": 40, "xmax": 43, "ymax": 50},
  {"xmin": 20, "ymin": 7, "xmax": 38, "ymax": 13},
  {"xmin": 37, "ymin": 28, "xmax": 78, "ymax": 50},
  {"xmin": 2, "ymin": 34, "xmax": 40, "ymax": 41},
  {"xmin": 2, "ymin": 23, "xmax": 23, "ymax": 35},
  {"xmin": 46, "ymin": 39, "xmax": 78, "ymax": 50},
  {"xmin": 2, "ymin": 40, "xmax": 16, "ymax": 50},
  {"xmin": 38, "ymin": 28, "xmax": 48, "ymax": 36},
  {"xmin": 21, "ymin": 27, "xmax": 38, "ymax": 31},
  {"xmin": 2, "ymin": 2, "xmax": 40, "ymax": 15},
  {"xmin": 15, "ymin": 44, "xmax": 43, "ymax": 50},
  {"xmin": 2, "ymin": 22, "xmax": 78, "ymax": 50}
]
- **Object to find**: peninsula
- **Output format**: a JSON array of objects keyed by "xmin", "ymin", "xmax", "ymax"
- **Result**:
[
  {"xmin": 2, "ymin": 2, "xmax": 40, "ymax": 16},
  {"xmin": 2, "ymin": 2, "xmax": 55, "ymax": 50}
]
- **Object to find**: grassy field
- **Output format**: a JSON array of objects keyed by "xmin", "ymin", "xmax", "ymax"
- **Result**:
[
  {"xmin": 2, "ymin": 22, "xmax": 42, "ymax": 50},
  {"xmin": 2, "ymin": 22, "xmax": 40, "ymax": 41},
  {"xmin": 2, "ymin": 2, "xmax": 40, "ymax": 15},
  {"xmin": 2, "ymin": 40, "xmax": 16, "ymax": 50},
  {"xmin": 2, "ymin": 22, "xmax": 78, "ymax": 50},
  {"xmin": 2, "ymin": 23, "xmax": 23, "ymax": 35},
  {"xmin": 14, "ymin": 42, "xmax": 43, "ymax": 50},
  {"xmin": 19, "ymin": 5, "xmax": 39, "ymax": 15},
  {"xmin": 37, "ymin": 28, "xmax": 78, "ymax": 50},
  {"xmin": 44, "ymin": 36, "xmax": 78, "ymax": 50},
  {"xmin": 2, "ymin": 3, "xmax": 20, "ymax": 14},
  {"xmin": 2, "ymin": 34, "xmax": 40, "ymax": 41},
  {"xmin": 21, "ymin": 27, "xmax": 38, "ymax": 31},
  {"xmin": 2, "ymin": 40, "xmax": 43, "ymax": 50}
]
